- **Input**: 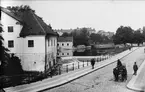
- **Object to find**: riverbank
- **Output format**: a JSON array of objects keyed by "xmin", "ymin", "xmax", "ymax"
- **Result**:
[{"xmin": 62, "ymin": 46, "xmax": 131, "ymax": 62}]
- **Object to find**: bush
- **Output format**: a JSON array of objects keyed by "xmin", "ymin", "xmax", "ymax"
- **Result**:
[{"xmin": 4, "ymin": 54, "xmax": 23, "ymax": 76}]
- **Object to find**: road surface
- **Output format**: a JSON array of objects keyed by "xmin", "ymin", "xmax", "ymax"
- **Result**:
[{"xmin": 43, "ymin": 47, "xmax": 145, "ymax": 92}]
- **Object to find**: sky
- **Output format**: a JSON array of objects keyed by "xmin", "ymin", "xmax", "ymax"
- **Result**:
[{"xmin": 1, "ymin": 0, "xmax": 145, "ymax": 32}]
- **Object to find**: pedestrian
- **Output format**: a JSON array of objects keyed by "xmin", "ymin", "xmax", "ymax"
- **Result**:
[
  {"xmin": 122, "ymin": 65, "xmax": 127, "ymax": 81},
  {"xmin": 129, "ymin": 47, "xmax": 131, "ymax": 51},
  {"xmin": 117, "ymin": 59, "xmax": 122, "ymax": 68},
  {"xmin": 133, "ymin": 62, "xmax": 138, "ymax": 75},
  {"xmin": 91, "ymin": 58, "xmax": 95, "ymax": 69},
  {"xmin": 113, "ymin": 67, "xmax": 119, "ymax": 81}
]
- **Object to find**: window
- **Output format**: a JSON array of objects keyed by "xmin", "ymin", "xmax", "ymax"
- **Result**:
[
  {"xmin": 54, "ymin": 39, "xmax": 55, "ymax": 46},
  {"xmin": 67, "ymin": 43, "xmax": 69, "ymax": 46},
  {"xmin": 8, "ymin": 26, "xmax": 13, "ymax": 32},
  {"xmin": 8, "ymin": 40, "xmax": 14, "ymax": 48},
  {"xmin": 51, "ymin": 40, "xmax": 53, "ymax": 46},
  {"xmin": 62, "ymin": 43, "xmax": 64, "ymax": 46},
  {"xmin": 48, "ymin": 40, "xmax": 50, "ymax": 46},
  {"xmin": 62, "ymin": 53, "xmax": 64, "ymax": 55},
  {"xmin": 67, "ymin": 53, "xmax": 69, "ymax": 55},
  {"xmin": 57, "ymin": 43, "xmax": 59, "ymax": 46},
  {"xmin": 28, "ymin": 40, "xmax": 34, "ymax": 47}
]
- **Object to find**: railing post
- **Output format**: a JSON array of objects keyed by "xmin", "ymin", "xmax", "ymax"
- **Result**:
[
  {"xmin": 66, "ymin": 65, "xmax": 68, "ymax": 73},
  {"xmin": 87, "ymin": 60, "xmax": 89, "ymax": 66},
  {"xmin": 78, "ymin": 62, "xmax": 79, "ymax": 69},
  {"xmin": 100, "ymin": 57, "xmax": 101, "ymax": 62},
  {"xmin": 83, "ymin": 61, "xmax": 84, "ymax": 67},
  {"xmin": 72, "ymin": 63, "xmax": 74, "ymax": 70},
  {"xmin": 59, "ymin": 66, "xmax": 61, "ymax": 75}
]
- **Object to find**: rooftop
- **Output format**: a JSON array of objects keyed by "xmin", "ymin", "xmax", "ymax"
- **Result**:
[
  {"xmin": 1, "ymin": 7, "xmax": 58, "ymax": 37},
  {"xmin": 58, "ymin": 37, "xmax": 73, "ymax": 42}
]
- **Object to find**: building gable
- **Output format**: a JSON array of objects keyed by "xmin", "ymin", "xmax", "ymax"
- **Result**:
[{"xmin": 1, "ymin": 7, "xmax": 58, "ymax": 37}]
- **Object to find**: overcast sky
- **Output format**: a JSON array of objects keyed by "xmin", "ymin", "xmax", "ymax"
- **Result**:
[{"xmin": 1, "ymin": 0, "xmax": 145, "ymax": 32}]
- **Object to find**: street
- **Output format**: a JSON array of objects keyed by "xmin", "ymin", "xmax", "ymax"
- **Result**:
[{"xmin": 44, "ymin": 47, "xmax": 145, "ymax": 92}]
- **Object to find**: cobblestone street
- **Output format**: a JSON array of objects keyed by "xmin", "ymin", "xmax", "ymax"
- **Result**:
[{"xmin": 44, "ymin": 47, "xmax": 145, "ymax": 92}]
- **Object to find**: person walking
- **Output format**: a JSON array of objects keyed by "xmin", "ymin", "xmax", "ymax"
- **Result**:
[
  {"xmin": 122, "ymin": 65, "xmax": 127, "ymax": 81},
  {"xmin": 133, "ymin": 62, "xmax": 138, "ymax": 75},
  {"xmin": 117, "ymin": 59, "xmax": 122, "ymax": 68},
  {"xmin": 91, "ymin": 58, "xmax": 95, "ymax": 69},
  {"xmin": 113, "ymin": 67, "xmax": 119, "ymax": 81}
]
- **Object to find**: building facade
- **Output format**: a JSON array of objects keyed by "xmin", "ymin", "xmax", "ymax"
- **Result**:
[
  {"xmin": 57, "ymin": 37, "xmax": 73, "ymax": 57},
  {"xmin": 1, "ymin": 7, "xmax": 58, "ymax": 72}
]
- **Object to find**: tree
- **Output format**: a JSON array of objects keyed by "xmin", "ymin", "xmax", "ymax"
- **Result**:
[
  {"xmin": 113, "ymin": 26, "xmax": 134, "ymax": 45},
  {"xmin": 142, "ymin": 26, "xmax": 145, "ymax": 41},
  {"xmin": 0, "ymin": 26, "xmax": 9, "ymax": 75},
  {"xmin": 133, "ymin": 29, "xmax": 144, "ymax": 46},
  {"xmin": 90, "ymin": 33, "xmax": 102, "ymax": 44},
  {"xmin": 5, "ymin": 54, "xmax": 23, "ymax": 75},
  {"xmin": 70, "ymin": 28, "xmax": 90, "ymax": 46}
]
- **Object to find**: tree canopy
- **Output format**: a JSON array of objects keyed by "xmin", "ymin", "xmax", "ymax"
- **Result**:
[
  {"xmin": 0, "ymin": 26, "xmax": 9, "ymax": 75},
  {"xmin": 113, "ymin": 26, "xmax": 145, "ymax": 45}
]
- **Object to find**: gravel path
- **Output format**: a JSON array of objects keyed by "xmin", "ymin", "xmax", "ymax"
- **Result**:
[{"xmin": 44, "ymin": 47, "xmax": 145, "ymax": 92}]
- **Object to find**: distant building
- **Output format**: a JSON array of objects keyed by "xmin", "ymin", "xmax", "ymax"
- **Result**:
[
  {"xmin": 57, "ymin": 50, "xmax": 73, "ymax": 57},
  {"xmin": 97, "ymin": 30, "xmax": 114, "ymax": 38},
  {"xmin": 57, "ymin": 37, "xmax": 73, "ymax": 49},
  {"xmin": 57, "ymin": 37, "xmax": 73, "ymax": 57},
  {"xmin": 1, "ymin": 7, "xmax": 58, "ymax": 72}
]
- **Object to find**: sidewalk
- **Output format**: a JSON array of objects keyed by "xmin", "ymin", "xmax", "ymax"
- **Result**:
[
  {"xmin": 4, "ymin": 47, "xmax": 138, "ymax": 92},
  {"xmin": 127, "ymin": 56, "xmax": 145, "ymax": 91}
]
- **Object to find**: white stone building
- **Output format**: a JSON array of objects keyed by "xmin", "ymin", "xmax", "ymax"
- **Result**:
[
  {"xmin": 57, "ymin": 37, "xmax": 73, "ymax": 57},
  {"xmin": 1, "ymin": 7, "xmax": 58, "ymax": 72},
  {"xmin": 57, "ymin": 37, "xmax": 73, "ymax": 49}
]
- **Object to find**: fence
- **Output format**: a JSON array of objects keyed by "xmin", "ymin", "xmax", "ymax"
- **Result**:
[{"xmin": 57, "ymin": 54, "xmax": 114, "ymax": 75}]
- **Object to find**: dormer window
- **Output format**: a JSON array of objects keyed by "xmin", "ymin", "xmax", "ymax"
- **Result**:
[{"xmin": 8, "ymin": 26, "xmax": 13, "ymax": 32}]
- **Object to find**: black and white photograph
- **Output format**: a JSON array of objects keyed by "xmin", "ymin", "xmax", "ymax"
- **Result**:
[{"xmin": 1, "ymin": 0, "xmax": 145, "ymax": 92}]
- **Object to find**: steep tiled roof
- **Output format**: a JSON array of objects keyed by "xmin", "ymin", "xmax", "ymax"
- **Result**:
[
  {"xmin": 36, "ymin": 15, "xmax": 58, "ymax": 36},
  {"xmin": 1, "ymin": 7, "xmax": 58, "ymax": 37},
  {"xmin": 19, "ymin": 10, "xmax": 46, "ymax": 37},
  {"xmin": 1, "ymin": 7, "xmax": 22, "ymax": 22},
  {"xmin": 58, "ymin": 37, "xmax": 73, "ymax": 42}
]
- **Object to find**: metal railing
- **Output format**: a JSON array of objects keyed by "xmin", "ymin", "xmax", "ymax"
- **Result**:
[{"xmin": 58, "ymin": 54, "xmax": 114, "ymax": 75}]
